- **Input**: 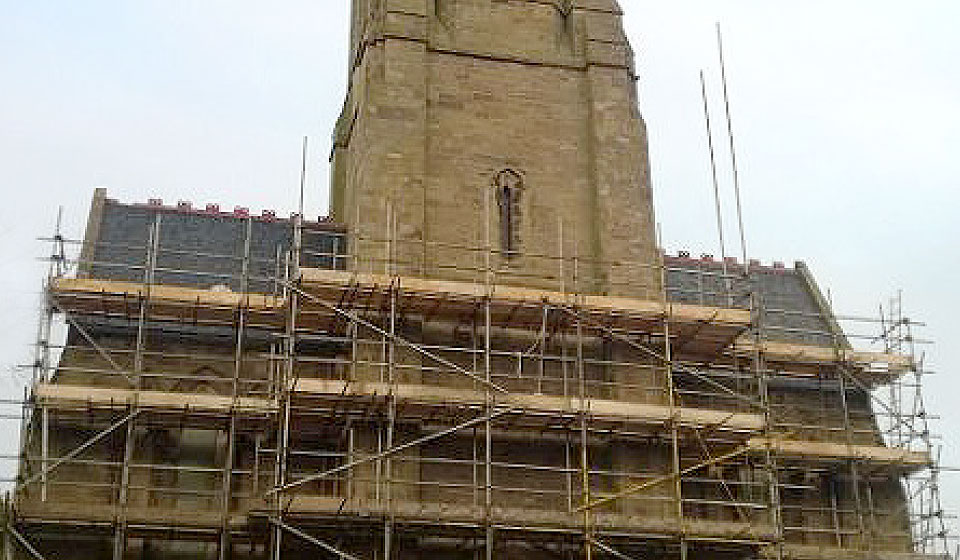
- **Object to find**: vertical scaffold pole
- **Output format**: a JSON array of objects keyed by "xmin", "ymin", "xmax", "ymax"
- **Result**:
[
  {"xmin": 273, "ymin": 215, "xmax": 301, "ymax": 560},
  {"xmin": 571, "ymin": 243, "xmax": 592, "ymax": 560},
  {"xmin": 220, "ymin": 216, "xmax": 253, "ymax": 560},
  {"xmin": 483, "ymin": 180, "xmax": 494, "ymax": 560},
  {"xmin": 558, "ymin": 219, "xmax": 574, "ymax": 514},
  {"xmin": 658, "ymin": 225, "xmax": 686, "ymax": 560},
  {"xmin": 578, "ymin": 314, "xmax": 591, "ymax": 560},
  {"xmin": 38, "ymin": 210, "xmax": 63, "ymax": 503},
  {"xmin": 753, "ymin": 282, "xmax": 783, "ymax": 560},
  {"xmin": 384, "ymin": 202, "xmax": 397, "ymax": 560},
  {"xmin": 114, "ymin": 213, "xmax": 160, "ymax": 560}
]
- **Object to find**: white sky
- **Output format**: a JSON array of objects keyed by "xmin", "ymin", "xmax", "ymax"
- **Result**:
[{"xmin": 0, "ymin": 0, "xmax": 958, "ymax": 541}]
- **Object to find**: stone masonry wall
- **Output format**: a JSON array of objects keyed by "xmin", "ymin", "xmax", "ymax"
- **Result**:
[{"xmin": 331, "ymin": 0, "xmax": 661, "ymax": 298}]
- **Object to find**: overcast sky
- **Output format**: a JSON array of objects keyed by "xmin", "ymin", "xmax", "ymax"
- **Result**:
[{"xmin": 1, "ymin": 0, "xmax": 958, "ymax": 542}]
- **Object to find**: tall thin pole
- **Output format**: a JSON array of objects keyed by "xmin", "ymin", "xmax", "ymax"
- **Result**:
[
  {"xmin": 384, "ymin": 202, "xmax": 397, "ymax": 560},
  {"xmin": 115, "ymin": 214, "xmax": 159, "ymax": 560},
  {"xmin": 299, "ymin": 136, "xmax": 308, "ymax": 218},
  {"xmin": 659, "ymin": 223, "xmax": 685, "ymax": 560},
  {"xmin": 221, "ymin": 217, "xmax": 252, "ymax": 560},
  {"xmin": 575, "ymin": 248, "xmax": 591, "ymax": 560},
  {"xmin": 50, "ymin": 206, "xmax": 64, "ymax": 279},
  {"xmin": 700, "ymin": 69, "xmax": 731, "ymax": 305},
  {"xmin": 38, "ymin": 209, "xmax": 63, "ymax": 502},
  {"xmin": 274, "ymin": 230, "xmax": 299, "ymax": 560},
  {"xmin": 717, "ymin": 23, "xmax": 750, "ymax": 273},
  {"xmin": 484, "ymin": 183, "xmax": 494, "ymax": 560}
]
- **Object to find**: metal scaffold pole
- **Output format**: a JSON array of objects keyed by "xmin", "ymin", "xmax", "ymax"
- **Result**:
[
  {"xmin": 484, "ymin": 179, "xmax": 494, "ymax": 560},
  {"xmin": 384, "ymin": 201, "xmax": 397, "ymax": 560},
  {"xmin": 578, "ymin": 323, "xmax": 592, "ymax": 560},
  {"xmin": 113, "ymin": 213, "xmax": 160, "ymax": 560},
  {"xmin": 273, "ymin": 214, "xmax": 302, "ymax": 560},
  {"xmin": 716, "ymin": 22, "xmax": 750, "ymax": 272},
  {"xmin": 659, "ymin": 226, "xmax": 687, "ymax": 560},
  {"xmin": 573, "ymin": 243, "xmax": 592, "ymax": 560},
  {"xmin": 36, "ymin": 209, "xmax": 64, "ymax": 505},
  {"xmin": 753, "ymin": 279, "xmax": 784, "ymax": 560},
  {"xmin": 219, "ymin": 216, "xmax": 253, "ymax": 560}
]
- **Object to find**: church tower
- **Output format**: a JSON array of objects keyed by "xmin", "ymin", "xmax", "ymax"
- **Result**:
[{"xmin": 331, "ymin": 0, "xmax": 660, "ymax": 298}]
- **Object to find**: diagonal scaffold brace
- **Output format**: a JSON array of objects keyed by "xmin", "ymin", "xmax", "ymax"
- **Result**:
[
  {"xmin": 15, "ymin": 410, "xmax": 140, "ymax": 493},
  {"xmin": 269, "ymin": 518, "xmax": 366, "ymax": 560},
  {"xmin": 267, "ymin": 406, "xmax": 516, "ymax": 497},
  {"xmin": 6, "ymin": 524, "xmax": 47, "ymax": 560}
]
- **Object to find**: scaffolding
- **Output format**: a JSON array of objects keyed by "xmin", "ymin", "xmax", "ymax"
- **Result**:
[{"xmin": 4, "ymin": 202, "xmax": 953, "ymax": 560}]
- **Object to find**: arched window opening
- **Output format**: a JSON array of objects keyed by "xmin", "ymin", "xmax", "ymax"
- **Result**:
[{"xmin": 495, "ymin": 169, "xmax": 523, "ymax": 259}]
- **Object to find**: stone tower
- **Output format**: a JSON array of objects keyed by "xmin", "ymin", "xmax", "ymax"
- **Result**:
[{"xmin": 331, "ymin": 0, "xmax": 660, "ymax": 298}]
